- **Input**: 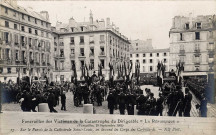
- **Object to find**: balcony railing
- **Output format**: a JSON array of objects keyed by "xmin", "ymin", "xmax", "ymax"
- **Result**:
[
  {"xmin": 194, "ymin": 62, "xmax": 200, "ymax": 65},
  {"xmin": 14, "ymin": 42, "xmax": 19, "ymax": 47},
  {"xmin": 99, "ymin": 52, "xmax": 105, "ymax": 56},
  {"xmin": 70, "ymin": 42, "xmax": 75, "ymax": 45},
  {"xmin": 89, "ymin": 41, "xmax": 94, "ymax": 44}
]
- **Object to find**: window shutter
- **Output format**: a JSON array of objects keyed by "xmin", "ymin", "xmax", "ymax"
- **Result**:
[{"xmin": 10, "ymin": 33, "xmax": 12, "ymax": 42}]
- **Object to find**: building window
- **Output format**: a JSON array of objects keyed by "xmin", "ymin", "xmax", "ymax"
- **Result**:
[
  {"xmin": 7, "ymin": 68, "xmax": 11, "ymax": 74},
  {"xmin": 90, "ymin": 48, "xmax": 94, "ymax": 56},
  {"xmin": 164, "ymin": 58, "xmax": 167, "ymax": 63},
  {"xmin": 150, "ymin": 59, "xmax": 153, "ymax": 63},
  {"xmin": 71, "ymin": 27, "xmax": 74, "ymax": 32},
  {"xmin": 23, "ymin": 68, "xmax": 26, "ymax": 74},
  {"xmin": 150, "ymin": 66, "xmax": 153, "ymax": 72},
  {"xmin": 195, "ymin": 32, "xmax": 200, "ymax": 40},
  {"xmin": 185, "ymin": 23, "xmax": 189, "ymax": 30},
  {"xmin": 80, "ymin": 60, "xmax": 84, "ymax": 67},
  {"xmin": 80, "ymin": 36, "xmax": 84, "ymax": 44},
  {"xmin": 41, "ymin": 21, "xmax": 43, "ymax": 26},
  {"xmin": 136, "ymin": 43, "xmax": 138, "ymax": 46},
  {"xmin": 90, "ymin": 59, "xmax": 94, "ymax": 69},
  {"xmin": 28, "ymin": 16, "xmax": 30, "ymax": 21},
  {"xmin": 14, "ymin": 24, "xmax": 17, "ymax": 29},
  {"xmin": 130, "ymin": 54, "xmax": 132, "ymax": 57},
  {"xmin": 89, "ymin": 36, "xmax": 94, "ymax": 44},
  {"xmin": 100, "ymin": 35, "xmax": 105, "ymax": 42},
  {"xmin": 80, "ymin": 48, "xmax": 84, "ymax": 56},
  {"xmin": 29, "ymin": 28, "xmax": 32, "ymax": 34},
  {"xmin": 21, "ymin": 26, "xmax": 25, "ymax": 32},
  {"xmin": 143, "ymin": 59, "xmax": 146, "ymax": 63},
  {"xmin": 157, "ymin": 53, "xmax": 159, "ymax": 57},
  {"xmin": 80, "ymin": 26, "xmax": 84, "ymax": 31},
  {"xmin": 164, "ymin": 52, "xmax": 167, "ymax": 56},
  {"xmin": 46, "ymin": 23, "xmax": 48, "ymax": 28},
  {"xmin": 209, "ymin": 31, "xmax": 213, "ymax": 38},
  {"xmin": 13, "ymin": 11, "xmax": 16, "ymax": 17},
  {"xmin": 136, "ymin": 54, "xmax": 139, "ymax": 57},
  {"xmin": 71, "ymin": 49, "xmax": 75, "ymax": 54},
  {"xmin": 180, "ymin": 33, "xmax": 183, "ymax": 41},
  {"xmin": 15, "ymin": 50, "xmax": 19, "ymax": 60},
  {"xmin": 35, "ymin": 18, "xmax": 37, "ymax": 24},
  {"xmin": 100, "ymin": 59, "xmax": 105, "ymax": 69},
  {"xmin": 143, "ymin": 66, "xmax": 145, "ymax": 72},
  {"xmin": 100, "ymin": 47, "xmax": 105, "ymax": 55},
  {"xmin": 60, "ymin": 49, "xmax": 64, "ymax": 57},
  {"xmin": 196, "ymin": 22, "xmax": 201, "ymax": 29},
  {"xmin": 41, "ymin": 31, "xmax": 44, "ymax": 37},
  {"xmin": 5, "ymin": 21, "xmax": 9, "ymax": 27},
  {"xmin": 136, "ymin": 60, "xmax": 139, "ymax": 63},
  {"xmin": 22, "ymin": 14, "xmax": 25, "ymax": 20},
  {"xmin": 35, "ymin": 30, "xmax": 38, "ymax": 35},
  {"xmin": 4, "ymin": 32, "xmax": 9, "ymax": 43},
  {"xmin": 70, "ymin": 37, "xmax": 74, "ymax": 44},
  {"xmin": 150, "ymin": 53, "xmax": 152, "ymax": 57},
  {"xmin": 143, "ymin": 53, "xmax": 145, "ymax": 57},
  {"xmin": 60, "ymin": 62, "xmax": 64, "ymax": 70},
  {"xmin": 5, "ymin": 7, "xmax": 8, "ymax": 14}
]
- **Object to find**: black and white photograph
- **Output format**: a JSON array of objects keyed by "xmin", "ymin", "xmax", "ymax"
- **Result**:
[{"xmin": 0, "ymin": 0, "xmax": 216, "ymax": 134}]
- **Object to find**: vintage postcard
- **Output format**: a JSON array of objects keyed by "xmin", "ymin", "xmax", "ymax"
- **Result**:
[{"xmin": 0, "ymin": 0, "xmax": 216, "ymax": 134}]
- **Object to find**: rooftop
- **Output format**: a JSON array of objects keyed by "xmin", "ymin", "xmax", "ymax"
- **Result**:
[
  {"xmin": 131, "ymin": 48, "xmax": 170, "ymax": 54},
  {"xmin": 0, "ymin": 0, "xmax": 50, "ymax": 23}
]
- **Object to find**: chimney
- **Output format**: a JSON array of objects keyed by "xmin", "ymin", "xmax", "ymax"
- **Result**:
[
  {"xmin": 40, "ymin": 11, "xmax": 49, "ymax": 21},
  {"xmin": 106, "ymin": 17, "xmax": 110, "ymax": 27},
  {"xmin": 89, "ymin": 10, "xmax": 93, "ymax": 24}
]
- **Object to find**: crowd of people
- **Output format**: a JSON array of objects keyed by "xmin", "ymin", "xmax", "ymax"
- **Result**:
[{"xmin": 1, "ymin": 73, "xmax": 210, "ymax": 117}]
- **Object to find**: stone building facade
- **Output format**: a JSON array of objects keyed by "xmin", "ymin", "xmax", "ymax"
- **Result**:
[
  {"xmin": 51, "ymin": 11, "xmax": 130, "ymax": 82},
  {"xmin": 130, "ymin": 48, "xmax": 170, "ymax": 76},
  {"xmin": 169, "ymin": 14, "xmax": 216, "ymax": 74},
  {"xmin": 0, "ymin": 0, "xmax": 52, "ymax": 82}
]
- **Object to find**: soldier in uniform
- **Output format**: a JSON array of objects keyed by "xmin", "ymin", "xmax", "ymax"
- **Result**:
[
  {"xmin": 107, "ymin": 92, "xmax": 115, "ymax": 114},
  {"xmin": 183, "ymin": 88, "xmax": 192, "ymax": 117}
]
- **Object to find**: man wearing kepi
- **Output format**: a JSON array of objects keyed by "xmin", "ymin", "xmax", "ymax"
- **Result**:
[{"xmin": 107, "ymin": 92, "xmax": 115, "ymax": 114}]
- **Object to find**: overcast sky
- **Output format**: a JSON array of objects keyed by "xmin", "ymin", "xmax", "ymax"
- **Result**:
[{"xmin": 18, "ymin": 0, "xmax": 216, "ymax": 49}]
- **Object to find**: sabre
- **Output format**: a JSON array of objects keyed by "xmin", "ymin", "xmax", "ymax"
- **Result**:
[{"xmin": 172, "ymin": 101, "xmax": 181, "ymax": 116}]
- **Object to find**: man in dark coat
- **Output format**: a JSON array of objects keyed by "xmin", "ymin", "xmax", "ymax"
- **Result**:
[
  {"xmin": 61, "ymin": 91, "xmax": 66, "ymax": 111},
  {"xmin": 137, "ymin": 94, "xmax": 147, "ymax": 115},
  {"xmin": 156, "ymin": 92, "xmax": 164, "ymax": 116},
  {"xmin": 183, "ymin": 88, "xmax": 192, "ymax": 117},
  {"xmin": 107, "ymin": 92, "xmax": 115, "ymax": 114},
  {"xmin": 118, "ymin": 92, "xmax": 126, "ymax": 115},
  {"xmin": 47, "ymin": 90, "xmax": 57, "ymax": 113},
  {"xmin": 148, "ymin": 93, "xmax": 156, "ymax": 115},
  {"xmin": 20, "ymin": 90, "xmax": 31, "ymax": 112},
  {"xmin": 126, "ymin": 93, "xmax": 134, "ymax": 115}
]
